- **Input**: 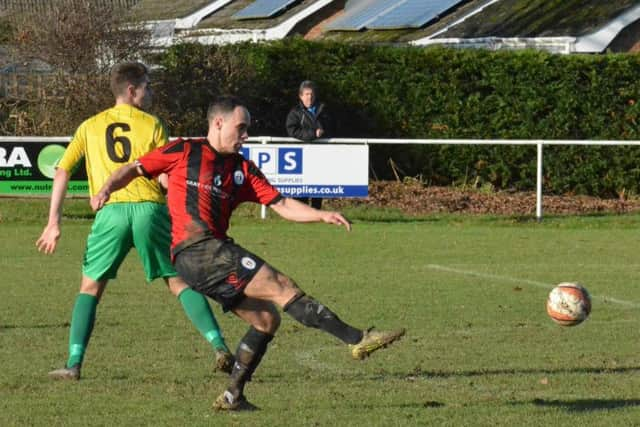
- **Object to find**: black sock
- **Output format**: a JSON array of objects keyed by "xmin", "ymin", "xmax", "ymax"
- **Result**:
[
  {"xmin": 228, "ymin": 327, "xmax": 273, "ymax": 398},
  {"xmin": 283, "ymin": 294, "xmax": 363, "ymax": 344}
]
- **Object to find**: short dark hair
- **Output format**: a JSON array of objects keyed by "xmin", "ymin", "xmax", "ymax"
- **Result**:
[
  {"xmin": 207, "ymin": 95, "xmax": 246, "ymax": 122},
  {"xmin": 110, "ymin": 62, "xmax": 148, "ymax": 98},
  {"xmin": 298, "ymin": 80, "xmax": 316, "ymax": 94}
]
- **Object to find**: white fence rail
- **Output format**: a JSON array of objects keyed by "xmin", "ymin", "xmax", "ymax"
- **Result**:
[
  {"xmin": 4, "ymin": 136, "xmax": 640, "ymax": 220},
  {"xmin": 246, "ymin": 136, "xmax": 640, "ymax": 220}
]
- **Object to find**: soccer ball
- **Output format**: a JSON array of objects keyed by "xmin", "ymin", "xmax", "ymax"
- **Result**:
[{"xmin": 546, "ymin": 283, "xmax": 591, "ymax": 326}]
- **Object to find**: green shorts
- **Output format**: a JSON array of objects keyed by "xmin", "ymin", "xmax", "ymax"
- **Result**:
[{"xmin": 82, "ymin": 202, "xmax": 177, "ymax": 282}]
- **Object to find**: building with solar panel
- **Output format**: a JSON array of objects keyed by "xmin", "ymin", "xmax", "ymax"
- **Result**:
[{"xmin": 2, "ymin": 0, "xmax": 640, "ymax": 53}]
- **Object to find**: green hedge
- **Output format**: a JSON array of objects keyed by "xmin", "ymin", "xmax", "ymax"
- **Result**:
[
  {"xmin": 3, "ymin": 37, "xmax": 637, "ymax": 196},
  {"xmin": 153, "ymin": 39, "xmax": 640, "ymax": 197}
]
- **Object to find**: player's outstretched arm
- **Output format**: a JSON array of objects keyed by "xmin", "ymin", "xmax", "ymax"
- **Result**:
[
  {"xmin": 270, "ymin": 197, "xmax": 352, "ymax": 231},
  {"xmin": 36, "ymin": 168, "xmax": 71, "ymax": 254},
  {"xmin": 90, "ymin": 163, "xmax": 143, "ymax": 211}
]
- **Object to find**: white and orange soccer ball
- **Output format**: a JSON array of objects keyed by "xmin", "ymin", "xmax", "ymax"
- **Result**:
[{"xmin": 546, "ymin": 283, "xmax": 591, "ymax": 326}]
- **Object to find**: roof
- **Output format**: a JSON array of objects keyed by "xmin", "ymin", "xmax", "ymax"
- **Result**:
[
  {"xmin": 197, "ymin": 0, "xmax": 325, "ymax": 30},
  {"xmin": 430, "ymin": 0, "xmax": 639, "ymax": 38},
  {"xmin": 132, "ymin": 0, "xmax": 214, "ymax": 20},
  {"xmin": 3, "ymin": 0, "xmax": 640, "ymax": 52}
]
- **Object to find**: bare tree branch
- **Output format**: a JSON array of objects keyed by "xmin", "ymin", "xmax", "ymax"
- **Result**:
[{"xmin": 3, "ymin": 0, "xmax": 150, "ymax": 135}]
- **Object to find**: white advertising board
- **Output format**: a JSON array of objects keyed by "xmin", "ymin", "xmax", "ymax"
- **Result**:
[{"xmin": 241, "ymin": 144, "xmax": 368, "ymax": 198}]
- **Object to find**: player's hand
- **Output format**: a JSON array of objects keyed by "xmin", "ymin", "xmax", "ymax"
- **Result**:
[
  {"xmin": 316, "ymin": 128, "xmax": 324, "ymax": 138},
  {"xmin": 321, "ymin": 211, "xmax": 352, "ymax": 231},
  {"xmin": 36, "ymin": 223, "xmax": 61, "ymax": 254},
  {"xmin": 90, "ymin": 190, "xmax": 110, "ymax": 212}
]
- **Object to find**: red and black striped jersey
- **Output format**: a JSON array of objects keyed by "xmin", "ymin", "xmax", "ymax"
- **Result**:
[{"xmin": 137, "ymin": 137, "xmax": 282, "ymax": 258}]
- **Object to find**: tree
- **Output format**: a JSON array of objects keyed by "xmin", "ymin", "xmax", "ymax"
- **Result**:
[{"xmin": 2, "ymin": 0, "xmax": 150, "ymax": 135}]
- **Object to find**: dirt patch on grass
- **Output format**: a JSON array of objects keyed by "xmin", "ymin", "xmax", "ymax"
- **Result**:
[{"xmin": 328, "ymin": 180, "xmax": 640, "ymax": 216}]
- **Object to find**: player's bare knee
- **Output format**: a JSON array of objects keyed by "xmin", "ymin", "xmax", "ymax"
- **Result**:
[
  {"xmin": 269, "ymin": 311, "xmax": 281, "ymax": 333},
  {"xmin": 165, "ymin": 276, "xmax": 188, "ymax": 296},
  {"xmin": 253, "ymin": 305, "xmax": 281, "ymax": 334},
  {"xmin": 79, "ymin": 276, "xmax": 106, "ymax": 299},
  {"xmin": 275, "ymin": 274, "xmax": 301, "ymax": 303},
  {"xmin": 277, "ymin": 273, "xmax": 300, "ymax": 291}
]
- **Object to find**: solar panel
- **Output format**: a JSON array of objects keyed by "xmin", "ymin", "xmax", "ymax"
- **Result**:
[
  {"xmin": 326, "ymin": 0, "xmax": 397, "ymax": 31},
  {"xmin": 368, "ymin": 0, "xmax": 463, "ymax": 29},
  {"xmin": 233, "ymin": 0, "xmax": 298, "ymax": 20},
  {"xmin": 326, "ymin": 0, "xmax": 464, "ymax": 31}
]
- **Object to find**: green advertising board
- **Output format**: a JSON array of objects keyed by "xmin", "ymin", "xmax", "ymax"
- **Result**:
[{"xmin": 0, "ymin": 138, "xmax": 88, "ymax": 196}]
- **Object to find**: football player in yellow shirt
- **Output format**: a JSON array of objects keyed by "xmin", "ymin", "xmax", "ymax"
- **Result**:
[{"xmin": 36, "ymin": 62, "xmax": 232, "ymax": 380}]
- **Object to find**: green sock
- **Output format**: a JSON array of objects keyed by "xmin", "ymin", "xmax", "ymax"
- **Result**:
[
  {"xmin": 178, "ymin": 288, "xmax": 229, "ymax": 352},
  {"xmin": 66, "ymin": 293, "xmax": 98, "ymax": 368}
]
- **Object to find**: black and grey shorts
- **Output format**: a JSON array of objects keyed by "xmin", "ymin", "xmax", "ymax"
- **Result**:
[{"xmin": 174, "ymin": 238, "xmax": 265, "ymax": 312}]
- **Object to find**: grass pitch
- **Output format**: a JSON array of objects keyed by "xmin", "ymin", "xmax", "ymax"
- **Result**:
[{"xmin": 1, "ymin": 199, "xmax": 639, "ymax": 426}]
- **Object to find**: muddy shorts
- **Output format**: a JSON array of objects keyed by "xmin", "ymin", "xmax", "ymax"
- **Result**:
[{"xmin": 174, "ymin": 238, "xmax": 265, "ymax": 311}]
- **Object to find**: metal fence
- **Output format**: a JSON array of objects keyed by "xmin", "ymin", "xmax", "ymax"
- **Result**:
[
  {"xmin": 4, "ymin": 135, "xmax": 640, "ymax": 220},
  {"xmin": 247, "ymin": 136, "xmax": 640, "ymax": 220}
]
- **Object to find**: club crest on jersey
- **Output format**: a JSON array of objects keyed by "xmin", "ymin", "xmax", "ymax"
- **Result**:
[
  {"xmin": 234, "ymin": 170, "xmax": 245, "ymax": 186},
  {"xmin": 213, "ymin": 175, "xmax": 222, "ymax": 187},
  {"xmin": 241, "ymin": 257, "xmax": 256, "ymax": 270}
]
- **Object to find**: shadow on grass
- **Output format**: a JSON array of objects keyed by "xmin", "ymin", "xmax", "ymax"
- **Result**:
[
  {"xmin": 527, "ymin": 398, "xmax": 640, "ymax": 412},
  {"xmin": 0, "ymin": 322, "xmax": 70, "ymax": 330},
  {"xmin": 403, "ymin": 365, "xmax": 640, "ymax": 379},
  {"xmin": 0, "ymin": 321, "xmax": 122, "ymax": 330},
  {"xmin": 256, "ymin": 365, "xmax": 640, "ymax": 386},
  {"xmin": 353, "ymin": 401, "xmax": 445, "ymax": 409},
  {"xmin": 63, "ymin": 213, "xmax": 95, "ymax": 220}
]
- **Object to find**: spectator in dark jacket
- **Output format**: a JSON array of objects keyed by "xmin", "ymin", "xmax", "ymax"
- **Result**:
[
  {"xmin": 285, "ymin": 80, "xmax": 330, "ymax": 209},
  {"xmin": 286, "ymin": 80, "xmax": 331, "ymax": 142}
]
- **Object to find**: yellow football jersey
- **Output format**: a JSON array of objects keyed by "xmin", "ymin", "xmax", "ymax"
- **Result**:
[{"xmin": 58, "ymin": 104, "xmax": 168, "ymax": 203}]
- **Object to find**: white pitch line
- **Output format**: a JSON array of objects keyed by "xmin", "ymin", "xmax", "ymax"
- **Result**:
[
  {"xmin": 426, "ymin": 264, "xmax": 640, "ymax": 308},
  {"xmin": 294, "ymin": 348, "xmax": 346, "ymax": 374}
]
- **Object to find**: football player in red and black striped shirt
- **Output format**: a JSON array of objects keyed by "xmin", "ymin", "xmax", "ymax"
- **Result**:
[{"xmin": 91, "ymin": 96, "xmax": 405, "ymax": 411}]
